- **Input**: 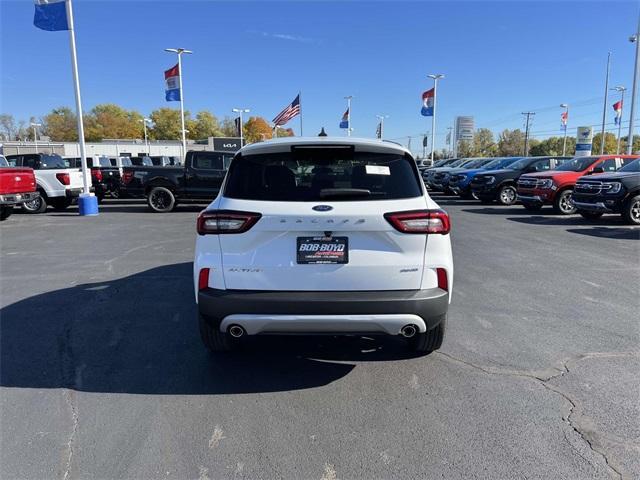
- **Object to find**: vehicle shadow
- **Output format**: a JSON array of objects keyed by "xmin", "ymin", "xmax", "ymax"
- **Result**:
[
  {"xmin": 462, "ymin": 207, "xmax": 535, "ymax": 216},
  {"xmin": 0, "ymin": 262, "xmax": 420, "ymax": 396},
  {"xmin": 565, "ymin": 227, "xmax": 640, "ymax": 240},
  {"xmin": 506, "ymin": 215, "xmax": 629, "ymax": 227}
]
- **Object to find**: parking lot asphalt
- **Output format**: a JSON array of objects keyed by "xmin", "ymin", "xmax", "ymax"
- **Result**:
[{"xmin": 1, "ymin": 196, "xmax": 638, "ymax": 480}]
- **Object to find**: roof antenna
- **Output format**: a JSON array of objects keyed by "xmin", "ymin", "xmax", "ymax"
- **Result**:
[{"xmin": 318, "ymin": 127, "xmax": 328, "ymax": 137}]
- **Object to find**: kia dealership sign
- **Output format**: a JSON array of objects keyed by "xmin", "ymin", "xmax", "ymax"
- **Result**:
[{"xmin": 210, "ymin": 137, "xmax": 242, "ymax": 152}]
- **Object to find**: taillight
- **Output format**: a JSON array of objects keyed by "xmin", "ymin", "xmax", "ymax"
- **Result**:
[
  {"xmin": 122, "ymin": 171, "xmax": 134, "ymax": 184},
  {"xmin": 197, "ymin": 210, "xmax": 262, "ymax": 235},
  {"xmin": 198, "ymin": 268, "xmax": 210, "ymax": 290},
  {"xmin": 384, "ymin": 209, "xmax": 450, "ymax": 234},
  {"xmin": 55, "ymin": 173, "xmax": 70, "ymax": 185},
  {"xmin": 436, "ymin": 268, "xmax": 448, "ymax": 291},
  {"xmin": 91, "ymin": 168, "xmax": 103, "ymax": 182}
]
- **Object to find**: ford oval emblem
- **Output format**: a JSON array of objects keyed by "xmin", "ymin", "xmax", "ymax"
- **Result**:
[{"xmin": 312, "ymin": 205, "xmax": 333, "ymax": 212}]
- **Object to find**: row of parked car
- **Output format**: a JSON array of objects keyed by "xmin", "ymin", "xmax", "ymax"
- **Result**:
[
  {"xmin": 0, "ymin": 151, "xmax": 230, "ymax": 219},
  {"xmin": 421, "ymin": 154, "xmax": 640, "ymax": 225}
]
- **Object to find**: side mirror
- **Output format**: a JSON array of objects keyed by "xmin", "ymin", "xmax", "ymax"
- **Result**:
[{"xmin": 591, "ymin": 166, "xmax": 605, "ymax": 174}]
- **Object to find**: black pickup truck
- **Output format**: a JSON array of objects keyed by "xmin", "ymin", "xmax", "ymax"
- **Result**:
[
  {"xmin": 120, "ymin": 150, "xmax": 234, "ymax": 212},
  {"xmin": 573, "ymin": 158, "xmax": 640, "ymax": 225},
  {"xmin": 65, "ymin": 156, "xmax": 121, "ymax": 201},
  {"xmin": 470, "ymin": 156, "xmax": 570, "ymax": 205}
]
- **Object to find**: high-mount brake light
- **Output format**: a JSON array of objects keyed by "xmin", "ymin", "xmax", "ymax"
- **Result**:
[
  {"xmin": 197, "ymin": 210, "xmax": 262, "ymax": 235},
  {"xmin": 55, "ymin": 173, "xmax": 70, "ymax": 185},
  {"xmin": 384, "ymin": 209, "xmax": 450, "ymax": 234}
]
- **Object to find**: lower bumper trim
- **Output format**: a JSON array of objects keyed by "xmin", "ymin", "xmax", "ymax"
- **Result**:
[{"xmin": 573, "ymin": 200, "xmax": 613, "ymax": 213}]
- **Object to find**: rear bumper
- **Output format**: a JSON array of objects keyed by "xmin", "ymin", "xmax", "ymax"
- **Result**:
[
  {"xmin": 198, "ymin": 288, "xmax": 449, "ymax": 335},
  {"xmin": 0, "ymin": 191, "xmax": 39, "ymax": 205},
  {"xmin": 65, "ymin": 188, "xmax": 84, "ymax": 199}
]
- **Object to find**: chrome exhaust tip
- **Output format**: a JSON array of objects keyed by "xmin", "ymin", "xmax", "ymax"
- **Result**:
[
  {"xmin": 228, "ymin": 325, "xmax": 245, "ymax": 338},
  {"xmin": 400, "ymin": 324, "xmax": 418, "ymax": 338}
]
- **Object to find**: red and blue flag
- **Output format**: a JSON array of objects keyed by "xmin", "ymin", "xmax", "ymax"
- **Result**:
[
  {"xmin": 165, "ymin": 64, "xmax": 180, "ymax": 102},
  {"xmin": 421, "ymin": 88, "xmax": 434, "ymax": 116}
]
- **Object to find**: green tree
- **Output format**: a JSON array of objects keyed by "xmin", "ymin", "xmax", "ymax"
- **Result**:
[
  {"xmin": 472, "ymin": 128, "xmax": 497, "ymax": 156},
  {"xmin": 592, "ymin": 132, "xmax": 618, "ymax": 154},
  {"xmin": 529, "ymin": 136, "xmax": 576, "ymax": 156},
  {"xmin": 457, "ymin": 139, "xmax": 473, "ymax": 158},
  {"xmin": 243, "ymin": 116, "xmax": 273, "ymax": 143},
  {"xmin": 42, "ymin": 107, "xmax": 78, "ymax": 141},
  {"xmin": 149, "ymin": 107, "xmax": 188, "ymax": 140},
  {"xmin": 497, "ymin": 129, "xmax": 526, "ymax": 156},
  {"xmin": 186, "ymin": 111, "xmax": 223, "ymax": 139}
]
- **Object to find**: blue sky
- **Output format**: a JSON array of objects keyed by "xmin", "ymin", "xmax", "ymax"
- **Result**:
[{"xmin": 1, "ymin": 0, "xmax": 638, "ymax": 154}]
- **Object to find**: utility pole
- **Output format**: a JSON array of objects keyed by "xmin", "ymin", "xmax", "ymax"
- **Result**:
[
  {"xmin": 628, "ymin": 17, "xmax": 639, "ymax": 154},
  {"xmin": 30, "ymin": 122, "xmax": 41, "ymax": 153},
  {"xmin": 446, "ymin": 126, "xmax": 453, "ymax": 157},
  {"xmin": 600, "ymin": 52, "xmax": 612, "ymax": 154},
  {"xmin": 522, "ymin": 112, "xmax": 535, "ymax": 157}
]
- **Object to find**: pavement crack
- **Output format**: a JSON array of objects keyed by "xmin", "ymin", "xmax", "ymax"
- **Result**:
[
  {"xmin": 61, "ymin": 389, "xmax": 79, "ymax": 480},
  {"xmin": 436, "ymin": 351, "xmax": 633, "ymax": 479}
]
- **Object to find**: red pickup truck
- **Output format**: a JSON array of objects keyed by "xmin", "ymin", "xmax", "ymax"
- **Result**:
[
  {"xmin": 516, "ymin": 155, "xmax": 639, "ymax": 214},
  {"xmin": 0, "ymin": 155, "xmax": 39, "ymax": 221}
]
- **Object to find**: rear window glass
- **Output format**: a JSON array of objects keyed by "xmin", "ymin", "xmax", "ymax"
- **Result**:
[
  {"xmin": 39, "ymin": 155, "xmax": 66, "ymax": 169},
  {"xmin": 193, "ymin": 152, "xmax": 224, "ymax": 170},
  {"xmin": 224, "ymin": 148, "xmax": 423, "ymax": 201}
]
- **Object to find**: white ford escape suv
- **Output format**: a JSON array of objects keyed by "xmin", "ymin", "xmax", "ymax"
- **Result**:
[{"xmin": 193, "ymin": 137, "xmax": 453, "ymax": 353}]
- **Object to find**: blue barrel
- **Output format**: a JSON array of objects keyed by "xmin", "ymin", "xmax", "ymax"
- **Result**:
[{"xmin": 78, "ymin": 194, "xmax": 99, "ymax": 216}]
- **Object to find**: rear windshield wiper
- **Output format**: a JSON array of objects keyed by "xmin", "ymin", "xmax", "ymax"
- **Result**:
[{"xmin": 319, "ymin": 188, "xmax": 371, "ymax": 199}]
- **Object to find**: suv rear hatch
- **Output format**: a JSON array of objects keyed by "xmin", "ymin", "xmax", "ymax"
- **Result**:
[{"xmin": 213, "ymin": 145, "xmax": 432, "ymax": 291}]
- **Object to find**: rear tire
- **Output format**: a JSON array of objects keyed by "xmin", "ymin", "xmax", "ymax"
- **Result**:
[
  {"xmin": 199, "ymin": 314, "xmax": 238, "ymax": 352},
  {"xmin": 497, "ymin": 184, "xmax": 517, "ymax": 206},
  {"xmin": 522, "ymin": 202, "xmax": 543, "ymax": 211},
  {"xmin": 409, "ymin": 316, "xmax": 446, "ymax": 354},
  {"xmin": 553, "ymin": 189, "xmax": 577, "ymax": 215},
  {"xmin": 622, "ymin": 195, "xmax": 640, "ymax": 225},
  {"xmin": 22, "ymin": 194, "xmax": 47, "ymax": 214},
  {"xmin": 147, "ymin": 186, "xmax": 176, "ymax": 213},
  {"xmin": 578, "ymin": 210, "xmax": 604, "ymax": 221},
  {"xmin": 0, "ymin": 205, "xmax": 12, "ymax": 221}
]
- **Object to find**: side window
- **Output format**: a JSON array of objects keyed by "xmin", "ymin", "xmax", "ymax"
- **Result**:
[
  {"xmin": 6, "ymin": 156, "xmax": 18, "ymax": 167},
  {"xmin": 599, "ymin": 159, "xmax": 617, "ymax": 172},
  {"xmin": 619, "ymin": 157, "xmax": 636, "ymax": 168},
  {"xmin": 532, "ymin": 159, "xmax": 551, "ymax": 171},
  {"xmin": 23, "ymin": 156, "xmax": 37, "ymax": 169},
  {"xmin": 193, "ymin": 153, "xmax": 223, "ymax": 170}
]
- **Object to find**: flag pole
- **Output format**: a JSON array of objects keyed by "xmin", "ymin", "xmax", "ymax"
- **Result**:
[
  {"xmin": 66, "ymin": 0, "xmax": 88, "ymax": 195},
  {"xmin": 299, "ymin": 91, "xmax": 303, "ymax": 136},
  {"xmin": 65, "ymin": 0, "xmax": 97, "ymax": 215}
]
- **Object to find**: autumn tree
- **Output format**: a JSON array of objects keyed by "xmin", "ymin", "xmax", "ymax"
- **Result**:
[
  {"xmin": 529, "ymin": 136, "xmax": 576, "ymax": 156},
  {"xmin": 274, "ymin": 127, "xmax": 295, "ymax": 138},
  {"xmin": 497, "ymin": 129, "xmax": 526, "ymax": 156},
  {"xmin": 220, "ymin": 116, "xmax": 239, "ymax": 137},
  {"xmin": 42, "ymin": 107, "xmax": 78, "ymax": 141},
  {"xmin": 186, "ymin": 111, "xmax": 223, "ymax": 139},
  {"xmin": 149, "ymin": 107, "xmax": 187, "ymax": 140},
  {"xmin": 83, "ymin": 104, "xmax": 143, "ymax": 141},
  {"xmin": 456, "ymin": 139, "xmax": 473, "ymax": 158},
  {"xmin": 0, "ymin": 114, "xmax": 18, "ymax": 140},
  {"xmin": 243, "ymin": 116, "xmax": 273, "ymax": 143}
]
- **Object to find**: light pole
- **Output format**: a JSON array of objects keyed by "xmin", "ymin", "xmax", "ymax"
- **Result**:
[
  {"xmin": 164, "ymin": 47, "xmax": 192, "ymax": 161},
  {"xmin": 600, "ymin": 52, "xmax": 611, "ymax": 154},
  {"xmin": 30, "ymin": 122, "xmax": 41, "ymax": 153},
  {"xmin": 628, "ymin": 21, "xmax": 639, "ymax": 154},
  {"xmin": 140, "ymin": 118, "xmax": 151, "ymax": 154},
  {"xmin": 427, "ymin": 74, "xmax": 444, "ymax": 162},
  {"xmin": 232, "ymin": 108, "xmax": 250, "ymax": 145},
  {"xmin": 560, "ymin": 104, "xmax": 569, "ymax": 156},
  {"xmin": 376, "ymin": 114, "xmax": 388, "ymax": 139},
  {"xmin": 611, "ymin": 86, "xmax": 626, "ymax": 154}
]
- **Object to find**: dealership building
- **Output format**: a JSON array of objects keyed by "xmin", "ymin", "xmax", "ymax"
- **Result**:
[{"xmin": 0, "ymin": 137, "xmax": 242, "ymax": 158}]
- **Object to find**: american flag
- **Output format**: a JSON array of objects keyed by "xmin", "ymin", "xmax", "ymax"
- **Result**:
[{"xmin": 273, "ymin": 94, "xmax": 301, "ymax": 126}]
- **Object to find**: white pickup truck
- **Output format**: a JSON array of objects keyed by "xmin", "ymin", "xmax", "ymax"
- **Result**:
[{"xmin": 5, "ymin": 153, "xmax": 84, "ymax": 213}]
